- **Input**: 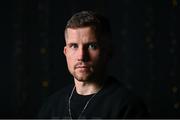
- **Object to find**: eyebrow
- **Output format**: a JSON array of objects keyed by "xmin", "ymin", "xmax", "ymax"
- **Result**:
[
  {"xmin": 67, "ymin": 43, "xmax": 77, "ymax": 46},
  {"xmin": 67, "ymin": 41, "xmax": 98, "ymax": 45}
]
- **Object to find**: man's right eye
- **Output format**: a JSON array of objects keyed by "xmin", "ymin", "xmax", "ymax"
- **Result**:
[{"xmin": 69, "ymin": 44, "xmax": 78, "ymax": 48}]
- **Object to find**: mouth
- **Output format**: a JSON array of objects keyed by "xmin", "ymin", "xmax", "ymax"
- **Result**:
[
  {"xmin": 76, "ymin": 66, "xmax": 89, "ymax": 69},
  {"xmin": 77, "ymin": 65, "xmax": 88, "ymax": 68},
  {"xmin": 75, "ymin": 64, "xmax": 91, "ymax": 72}
]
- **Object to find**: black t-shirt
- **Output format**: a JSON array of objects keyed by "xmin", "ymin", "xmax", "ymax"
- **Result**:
[
  {"xmin": 70, "ymin": 90, "xmax": 95, "ymax": 118},
  {"xmin": 38, "ymin": 77, "xmax": 149, "ymax": 119}
]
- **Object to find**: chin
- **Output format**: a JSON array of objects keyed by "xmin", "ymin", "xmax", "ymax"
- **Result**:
[
  {"xmin": 76, "ymin": 76, "xmax": 88, "ymax": 82},
  {"xmin": 73, "ymin": 71, "xmax": 88, "ymax": 79},
  {"xmin": 74, "ymin": 74, "xmax": 91, "ymax": 82},
  {"xmin": 76, "ymin": 79, "xmax": 87, "ymax": 82}
]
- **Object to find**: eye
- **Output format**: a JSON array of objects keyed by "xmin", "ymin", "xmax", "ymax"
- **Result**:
[
  {"xmin": 69, "ymin": 43, "xmax": 78, "ymax": 49},
  {"xmin": 88, "ymin": 43, "xmax": 98, "ymax": 50}
]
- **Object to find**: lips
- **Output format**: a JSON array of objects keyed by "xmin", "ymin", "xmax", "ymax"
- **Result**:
[
  {"xmin": 78, "ymin": 65, "xmax": 88, "ymax": 68},
  {"xmin": 75, "ymin": 62, "xmax": 88, "ymax": 68},
  {"xmin": 76, "ymin": 65, "xmax": 89, "ymax": 69}
]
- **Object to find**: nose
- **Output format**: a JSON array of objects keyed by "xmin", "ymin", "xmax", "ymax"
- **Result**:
[{"xmin": 77, "ymin": 46, "xmax": 89, "ymax": 62}]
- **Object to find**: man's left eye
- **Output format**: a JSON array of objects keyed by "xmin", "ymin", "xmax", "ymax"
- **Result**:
[{"xmin": 88, "ymin": 44, "xmax": 98, "ymax": 50}]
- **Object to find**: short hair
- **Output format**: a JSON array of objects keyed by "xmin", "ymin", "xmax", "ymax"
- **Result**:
[{"xmin": 64, "ymin": 10, "xmax": 113, "ymax": 57}]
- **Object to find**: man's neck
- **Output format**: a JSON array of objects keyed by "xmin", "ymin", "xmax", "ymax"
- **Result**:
[{"xmin": 74, "ymin": 79, "xmax": 103, "ymax": 96}]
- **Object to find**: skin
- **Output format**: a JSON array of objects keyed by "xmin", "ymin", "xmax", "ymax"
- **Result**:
[{"xmin": 64, "ymin": 27, "xmax": 108, "ymax": 95}]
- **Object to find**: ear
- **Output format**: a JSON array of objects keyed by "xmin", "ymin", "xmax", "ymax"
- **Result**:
[{"xmin": 63, "ymin": 46, "xmax": 67, "ymax": 56}]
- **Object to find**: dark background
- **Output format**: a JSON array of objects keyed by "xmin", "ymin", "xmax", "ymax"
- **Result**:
[{"xmin": 0, "ymin": 0, "xmax": 179, "ymax": 118}]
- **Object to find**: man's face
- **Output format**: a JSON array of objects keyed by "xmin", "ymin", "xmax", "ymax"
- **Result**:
[{"xmin": 64, "ymin": 27, "xmax": 107, "ymax": 82}]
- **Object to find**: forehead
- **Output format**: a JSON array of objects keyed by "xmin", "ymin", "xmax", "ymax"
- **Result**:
[
  {"xmin": 65, "ymin": 27, "xmax": 96, "ymax": 38},
  {"xmin": 65, "ymin": 27, "xmax": 97, "ymax": 42}
]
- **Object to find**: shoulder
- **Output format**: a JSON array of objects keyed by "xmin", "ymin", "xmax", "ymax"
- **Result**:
[
  {"xmin": 105, "ymin": 76, "xmax": 145, "ymax": 103},
  {"xmin": 38, "ymin": 84, "xmax": 73, "ymax": 118},
  {"xmin": 102, "ymin": 76, "xmax": 134, "ymax": 98},
  {"xmin": 47, "ymin": 84, "xmax": 73, "ymax": 103},
  {"xmin": 109, "ymin": 77, "xmax": 145, "ymax": 104},
  {"xmin": 102, "ymin": 76, "xmax": 149, "ymax": 117}
]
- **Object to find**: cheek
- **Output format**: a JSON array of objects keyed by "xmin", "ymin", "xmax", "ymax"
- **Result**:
[
  {"xmin": 90, "ymin": 50, "xmax": 101, "ymax": 61},
  {"xmin": 66, "ymin": 60, "xmax": 75, "ymax": 73},
  {"xmin": 66, "ymin": 56, "xmax": 74, "ymax": 65},
  {"xmin": 66, "ymin": 54, "xmax": 75, "ymax": 69},
  {"xmin": 92, "ymin": 51, "xmax": 107, "ymax": 67}
]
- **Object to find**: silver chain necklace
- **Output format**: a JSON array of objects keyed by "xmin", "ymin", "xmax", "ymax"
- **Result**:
[{"xmin": 68, "ymin": 86, "xmax": 99, "ymax": 119}]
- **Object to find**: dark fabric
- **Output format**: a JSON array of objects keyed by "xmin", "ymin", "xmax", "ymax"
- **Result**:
[
  {"xmin": 71, "ymin": 91, "xmax": 95, "ymax": 118},
  {"xmin": 38, "ymin": 77, "xmax": 149, "ymax": 119}
]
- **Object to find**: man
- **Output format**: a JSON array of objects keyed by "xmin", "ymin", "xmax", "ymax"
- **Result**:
[{"xmin": 38, "ymin": 10, "xmax": 148, "ymax": 119}]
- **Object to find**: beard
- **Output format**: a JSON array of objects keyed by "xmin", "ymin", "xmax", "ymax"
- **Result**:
[
  {"xmin": 69, "ymin": 61, "xmax": 106, "ymax": 83},
  {"xmin": 72, "ymin": 67, "xmax": 94, "ymax": 82}
]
